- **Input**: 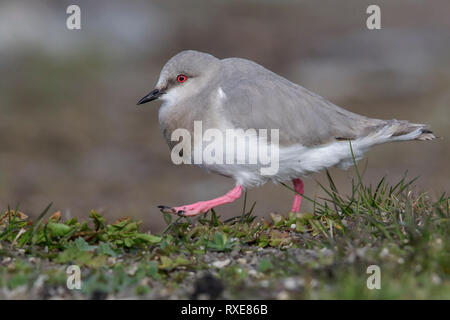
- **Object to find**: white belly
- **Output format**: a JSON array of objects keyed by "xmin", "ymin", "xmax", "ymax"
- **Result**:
[{"xmin": 198, "ymin": 135, "xmax": 382, "ymax": 188}]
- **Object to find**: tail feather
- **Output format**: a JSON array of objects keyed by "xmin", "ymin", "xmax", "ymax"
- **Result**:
[
  {"xmin": 334, "ymin": 119, "xmax": 436, "ymax": 170},
  {"xmin": 387, "ymin": 119, "xmax": 436, "ymax": 142},
  {"xmin": 415, "ymin": 128, "xmax": 437, "ymax": 141}
]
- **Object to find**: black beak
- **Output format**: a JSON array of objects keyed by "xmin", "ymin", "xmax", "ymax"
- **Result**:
[{"xmin": 137, "ymin": 89, "xmax": 164, "ymax": 105}]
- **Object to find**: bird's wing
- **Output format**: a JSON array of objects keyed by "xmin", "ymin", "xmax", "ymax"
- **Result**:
[{"xmin": 219, "ymin": 58, "xmax": 383, "ymax": 147}]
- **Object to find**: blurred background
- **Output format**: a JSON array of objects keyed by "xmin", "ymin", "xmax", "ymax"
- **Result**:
[{"xmin": 0, "ymin": 0, "xmax": 449, "ymax": 231}]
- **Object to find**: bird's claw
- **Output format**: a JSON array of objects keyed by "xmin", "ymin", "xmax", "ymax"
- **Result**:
[
  {"xmin": 176, "ymin": 210, "xmax": 185, "ymax": 217},
  {"xmin": 157, "ymin": 205, "xmax": 186, "ymax": 216}
]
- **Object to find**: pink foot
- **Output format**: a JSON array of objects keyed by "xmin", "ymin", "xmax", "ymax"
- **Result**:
[
  {"xmin": 159, "ymin": 185, "xmax": 243, "ymax": 217},
  {"xmin": 290, "ymin": 178, "xmax": 304, "ymax": 213}
]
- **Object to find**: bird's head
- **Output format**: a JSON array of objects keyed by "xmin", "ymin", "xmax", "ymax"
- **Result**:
[{"xmin": 137, "ymin": 50, "xmax": 220, "ymax": 106}]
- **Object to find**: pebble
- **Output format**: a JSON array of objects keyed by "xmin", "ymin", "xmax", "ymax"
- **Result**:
[
  {"xmin": 211, "ymin": 259, "xmax": 231, "ymax": 269},
  {"xmin": 107, "ymin": 257, "xmax": 117, "ymax": 265},
  {"xmin": 2, "ymin": 257, "xmax": 12, "ymax": 264},
  {"xmin": 380, "ymin": 247, "xmax": 389, "ymax": 258},
  {"xmin": 230, "ymin": 248, "xmax": 240, "ymax": 258},
  {"xmin": 126, "ymin": 264, "xmax": 138, "ymax": 276},
  {"xmin": 248, "ymin": 269, "xmax": 258, "ymax": 277},
  {"xmin": 33, "ymin": 275, "xmax": 48, "ymax": 290},
  {"xmin": 277, "ymin": 290, "xmax": 290, "ymax": 300},
  {"xmin": 431, "ymin": 274, "xmax": 441, "ymax": 285},
  {"xmin": 283, "ymin": 277, "xmax": 302, "ymax": 290}
]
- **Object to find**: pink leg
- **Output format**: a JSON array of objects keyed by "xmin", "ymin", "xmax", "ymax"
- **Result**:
[
  {"xmin": 160, "ymin": 185, "xmax": 243, "ymax": 217},
  {"xmin": 291, "ymin": 178, "xmax": 304, "ymax": 213}
]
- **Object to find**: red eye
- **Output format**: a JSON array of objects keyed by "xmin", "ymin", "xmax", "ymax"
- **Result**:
[{"xmin": 177, "ymin": 74, "xmax": 187, "ymax": 83}]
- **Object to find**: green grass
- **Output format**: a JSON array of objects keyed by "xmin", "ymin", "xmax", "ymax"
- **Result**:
[{"xmin": 0, "ymin": 159, "xmax": 449, "ymax": 299}]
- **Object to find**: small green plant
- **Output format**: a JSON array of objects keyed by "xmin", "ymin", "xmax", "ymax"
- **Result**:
[{"xmin": 207, "ymin": 232, "xmax": 235, "ymax": 252}]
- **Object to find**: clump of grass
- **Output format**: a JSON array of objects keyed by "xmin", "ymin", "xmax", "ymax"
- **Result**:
[{"xmin": 0, "ymin": 208, "xmax": 161, "ymax": 251}]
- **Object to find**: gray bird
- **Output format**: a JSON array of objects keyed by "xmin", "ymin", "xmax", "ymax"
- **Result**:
[{"xmin": 137, "ymin": 50, "xmax": 436, "ymax": 216}]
